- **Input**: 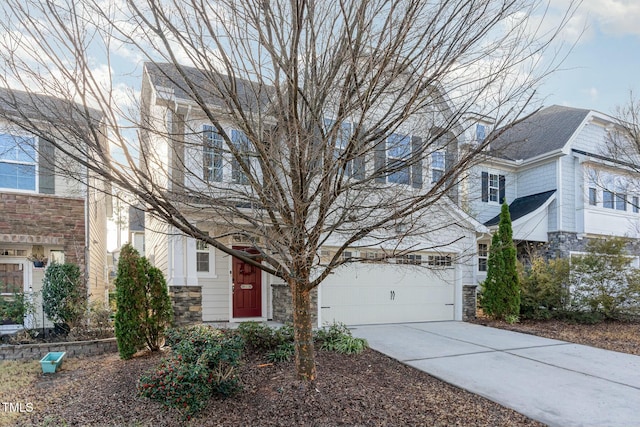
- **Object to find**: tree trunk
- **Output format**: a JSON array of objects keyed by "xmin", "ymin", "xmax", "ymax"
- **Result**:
[{"xmin": 290, "ymin": 281, "xmax": 316, "ymax": 381}]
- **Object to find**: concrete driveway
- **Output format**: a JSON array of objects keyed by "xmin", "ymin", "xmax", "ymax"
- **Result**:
[{"xmin": 351, "ymin": 321, "xmax": 640, "ymax": 427}]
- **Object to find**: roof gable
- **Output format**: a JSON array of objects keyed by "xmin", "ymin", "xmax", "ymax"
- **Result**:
[{"xmin": 488, "ymin": 105, "xmax": 590, "ymax": 161}]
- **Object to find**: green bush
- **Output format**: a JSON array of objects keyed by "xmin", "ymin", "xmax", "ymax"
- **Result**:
[
  {"xmin": 139, "ymin": 325, "xmax": 244, "ymax": 419},
  {"xmin": 519, "ymin": 257, "xmax": 570, "ymax": 320},
  {"xmin": 236, "ymin": 321, "xmax": 292, "ymax": 351},
  {"xmin": 570, "ymin": 238, "xmax": 640, "ymax": 320},
  {"xmin": 41, "ymin": 263, "xmax": 86, "ymax": 330},
  {"xmin": 315, "ymin": 322, "xmax": 368, "ymax": 354},
  {"xmin": 0, "ymin": 292, "xmax": 35, "ymax": 325},
  {"xmin": 267, "ymin": 342, "xmax": 295, "ymax": 362},
  {"xmin": 114, "ymin": 244, "xmax": 172, "ymax": 359}
]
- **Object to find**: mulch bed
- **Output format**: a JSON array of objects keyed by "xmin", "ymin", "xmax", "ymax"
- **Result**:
[
  {"xmin": 473, "ymin": 318, "xmax": 640, "ymax": 355},
  {"xmin": 12, "ymin": 346, "xmax": 543, "ymax": 427}
]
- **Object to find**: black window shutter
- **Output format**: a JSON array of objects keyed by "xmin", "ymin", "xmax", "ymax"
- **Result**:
[
  {"xmin": 411, "ymin": 136, "xmax": 423, "ymax": 189},
  {"xmin": 499, "ymin": 174, "xmax": 506, "ymax": 203},
  {"xmin": 38, "ymin": 137, "xmax": 55, "ymax": 194},
  {"xmin": 481, "ymin": 171, "xmax": 488, "ymax": 202},
  {"xmin": 373, "ymin": 132, "xmax": 386, "ymax": 183},
  {"xmin": 353, "ymin": 134, "xmax": 366, "ymax": 181}
]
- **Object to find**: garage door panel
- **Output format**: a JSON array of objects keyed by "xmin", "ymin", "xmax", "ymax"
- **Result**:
[{"xmin": 320, "ymin": 263, "xmax": 455, "ymax": 325}]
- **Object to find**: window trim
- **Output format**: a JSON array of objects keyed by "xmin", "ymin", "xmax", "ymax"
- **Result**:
[
  {"xmin": 0, "ymin": 134, "xmax": 38, "ymax": 192},
  {"xmin": 431, "ymin": 150, "xmax": 445, "ymax": 183},
  {"xmin": 386, "ymin": 133, "xmax": 412, "ymax": 185},
  {"xmin": 478, "ymin": 243, "xmax": 488, "ymax": 272},
  {"xmin": 588, "ymin": 187, "xmax": 597, "ymax": 206}
]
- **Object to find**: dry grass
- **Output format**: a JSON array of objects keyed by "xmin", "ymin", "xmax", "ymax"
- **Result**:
[{"xmin": 0, "ymin": 360, "xmax": 40, "ymax": 427}]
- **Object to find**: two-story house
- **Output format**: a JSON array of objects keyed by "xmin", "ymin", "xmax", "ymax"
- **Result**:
[
  {"xmin": 140, "ymin": 62, "xmax": 486, "ymax": 327},
  {"xmin": 466, "ymin": 105, "xmax": 640, "ymax": 281},
  {"xmin": 0, "ymin": 88, "xmax": 110, "ymax": 333}
]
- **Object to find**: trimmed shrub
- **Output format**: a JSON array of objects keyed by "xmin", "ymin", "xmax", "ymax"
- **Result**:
[
  {"xmin": 114, "ymin": 244, "xmax": 172, "ymax": 359},
  {"xmin": 41, "ymin": 263, "xmax": 86, "ymax": 331},
  {"xmin": 519, "ymin": 257, "xmax": 570, "ymax": 320},
  {"xmin": 139, "ymin": 325, "xmax": 243, "ymax": 419}
]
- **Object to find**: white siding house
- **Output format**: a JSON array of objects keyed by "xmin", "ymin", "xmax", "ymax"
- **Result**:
[{"xmin": 140, "ymin": 62, "xmax": 485, "ymax": 326}]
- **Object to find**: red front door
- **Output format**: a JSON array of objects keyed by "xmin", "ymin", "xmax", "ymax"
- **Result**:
[{"xmin": 232, "ymin": 247, "xmax": 262, "ymax": 318}]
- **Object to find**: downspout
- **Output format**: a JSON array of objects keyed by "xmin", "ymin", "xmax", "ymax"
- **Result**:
[{"xmin": 85, "ymin": 162, "xmax": 90, "ymax": 300}]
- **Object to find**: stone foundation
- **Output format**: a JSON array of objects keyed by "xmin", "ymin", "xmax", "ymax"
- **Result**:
[
  {"xmin": 169, "ymin": 286, "xmax": 202, "ymax": 326},
  {"xmin": 545, "ymin": 232, "xmax": 640, "ymax": 259},
  {"xmin": 463, "ymin": 285, "xmax": 478, "ymax": 321},
  {"xmin": 271, "ymin": 283, "xmax": 318, "ymax": 325}
]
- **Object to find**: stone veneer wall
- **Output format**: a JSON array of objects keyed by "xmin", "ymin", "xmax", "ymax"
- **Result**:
[
  {"xmin": 0, "ymin": 338, "xmax": 117, "ymax": 361},
  {"xmin": 0, "ymin": 193, "xmax": 86, "ymax": 268},
  {"xmin": 462, "ymin": 285, "xmax": 477, "ymax": 321},
  {"xmin": 546, "ymin": 232, "xmax": 640, "ymax": 259},
  {"xmin": 271, "ymin": 283, "xmax": 318, "ymax": 325},
  {"xmin": 169, "ymin": 286, "xmax": 202, "ymax": 326}
]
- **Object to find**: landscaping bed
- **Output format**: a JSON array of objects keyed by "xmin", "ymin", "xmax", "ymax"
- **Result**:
[
  {"xmin": 6, "ymin": 347, "xmax": 542, "ymax": 427},
  {"xmin": 474, "ymin": 318, "xmax": 640, "ymax": 356}
]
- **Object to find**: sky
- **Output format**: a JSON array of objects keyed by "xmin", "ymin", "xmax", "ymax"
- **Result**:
[{"xmin": 540, "ymin": 0, "xmax": 640, "ymax": 115}]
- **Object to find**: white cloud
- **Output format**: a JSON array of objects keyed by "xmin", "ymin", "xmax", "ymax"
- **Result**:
[{"xmin": 550, "ymin": 0, "xmax": 640, "ymax": 38}]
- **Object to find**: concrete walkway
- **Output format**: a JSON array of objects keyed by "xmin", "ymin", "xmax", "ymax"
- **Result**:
[{"xmin": 351, "ymin": 321, "xmax": 640, "ymax": 427}]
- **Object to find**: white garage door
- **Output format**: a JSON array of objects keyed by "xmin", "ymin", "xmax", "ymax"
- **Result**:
[{"xmin": 319, "ymin": 263, "xmax": 455, "ymax": 325}]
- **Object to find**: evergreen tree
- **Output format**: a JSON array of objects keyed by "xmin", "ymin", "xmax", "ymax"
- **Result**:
[
  {"xmin": 114, "ymin": 244, "xmax": 173, "ymax": 359},
  {"xmin": 481, "ymin": 202, "xmax": 520, "ymax": 319}
]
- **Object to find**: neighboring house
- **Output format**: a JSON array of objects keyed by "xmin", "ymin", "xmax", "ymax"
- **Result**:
[
  {"xmin": 128, "ymin": 205, "xmax": 145, "ymax": 256},
  {"xmin": 0, "ymin": 88, "xmax": 110, "ymax": 333},
  {"xmin": 465, "ymin": 105, "xmax": 640, "ymax": 282},
  {"xmin": 140, "ymin": 62, "xmax": 486, "ymax": 327}
]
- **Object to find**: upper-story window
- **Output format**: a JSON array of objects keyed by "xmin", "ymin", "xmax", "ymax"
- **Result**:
[
  {"xmin": 202, "ymin": 126, "xmax": 252, "ymax": 185},
  {"xmin": 588, "ymin": 187, "xmax": 597, "ymax": 206},
  {"xmin": 0, "ymin": 134, "xmax": 37, "ymax": 191},
  {"xmin": 431, "ymin": 151, "xmax": 445, "ymax": 183},
  {"xmin": 325, "ymin": 119, "xmax": 357, "ymax": 178},
  {"xmin": 475, "ymin": 124, "xmax": 486, "ymax": 143},
  {"xmin": 387, "ymin": 133, "xmax": 412, "ymax": 185},
  {"xmin": 203, "ymin": 125, "xmax": 223, "ymax": 182},
  {"xmin": 481, "ymin": 172, "xmax": 505, "ymax": 203},
  {"xmin": 231, "ymin": 130, "xmax": 250, "ymax": 185},
  {"xmin": 603, "ymin": 190, "xmax": 627, "ymax": 211},
  {"xmin": 633, "ymin": 196, "xmax": 639, "ymax": 214}
]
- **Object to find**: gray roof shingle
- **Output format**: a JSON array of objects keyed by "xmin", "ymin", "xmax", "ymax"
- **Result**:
[
  {"xmin": 145, "ymin": 62, "xmax": 271, "ymax": 112},
  {"xmin": 484, "ymin": 190, "xmax": 556, "ymax": 227},
  {"xmin": 488, "ymin": 105, "xmax": 591, "ymax": 161}
]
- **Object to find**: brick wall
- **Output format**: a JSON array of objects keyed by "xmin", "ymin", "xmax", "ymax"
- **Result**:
[
  {"xmin": 169, "ymin": 286, "xmax": 202, "ymax": 326},
  {"xmin": 0, "ymin": 193, "xmax": 86, "ymax": 268},
  {"xmin": 271, "ymin": 283, "xmax": 318, "ymax": 325},
  {"xmin": 0, "ymin": 338, "xmax": 117, "ymax": 361}
]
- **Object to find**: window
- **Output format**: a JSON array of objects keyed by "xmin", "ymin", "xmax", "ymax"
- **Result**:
[
  {"xmin": 203, "ymin": 125, "xmax": 223, "ymax": 182},
  {"xmin": 588, "ymin": 188, "xmax": 597, "ymax": 206},
  {"xmin": 616, "ymin": 193, "xmax": 627, "ymax": 211},
  {"xmin": 633, "ymin": 196, "xmax": 639, "ymax": 213},
  {"xmin": 482, "ymin": 172, "xmax": 505, "ymax": 203},
  {"xmin": 387, "ymin": 133, "xmax": 411, "ymax": 185},
  {"xmin": 431, "ymin": 151, "xmax": 445, "ymax": 183},
  {"xmin": 231, "ymin": 130, "xmax": 250, "ymax": 185},
  {"xmin": 0, "ymin": 134, "xmax": 37, "ymax": 191},
  {"xmin": 341, "ymin": 251, "xmax": 353, "ymax": 261},
  {"xmin": 478, "ymin": 243, "xmax": 488, "ymax": 272},
  {"xmin": 196, "ymin": 240, "xmax": 210, "ymax": 272},
  {"xmin": 427, "ymin": 255, "xmax": 452, "ymax": 267},
  {"xmin": 602, "ymin": 190, "xmax": 627, "ymax": 210},
  {"xmin": 325, "ymin": 119, "xmax": 355, "ymax": 177},
  {"xmin": 603, "ymin": 190, "xmax": 614, "ymax": 209},
  {"xmin": 0, "ymin": 263, "xmax": 23, "ymax": 294},
  {"xmin": 396, "ymin": 254, "xmax": 422, "ymax": 265},
  {"xmin": 475, "ymin": 124, "xmax": 486, "ymax": 143}
]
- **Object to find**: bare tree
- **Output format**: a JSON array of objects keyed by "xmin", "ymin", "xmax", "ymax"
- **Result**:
[{"xmin": 0, "ymin": 0, "xmax": 577, "ymax": 380}]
